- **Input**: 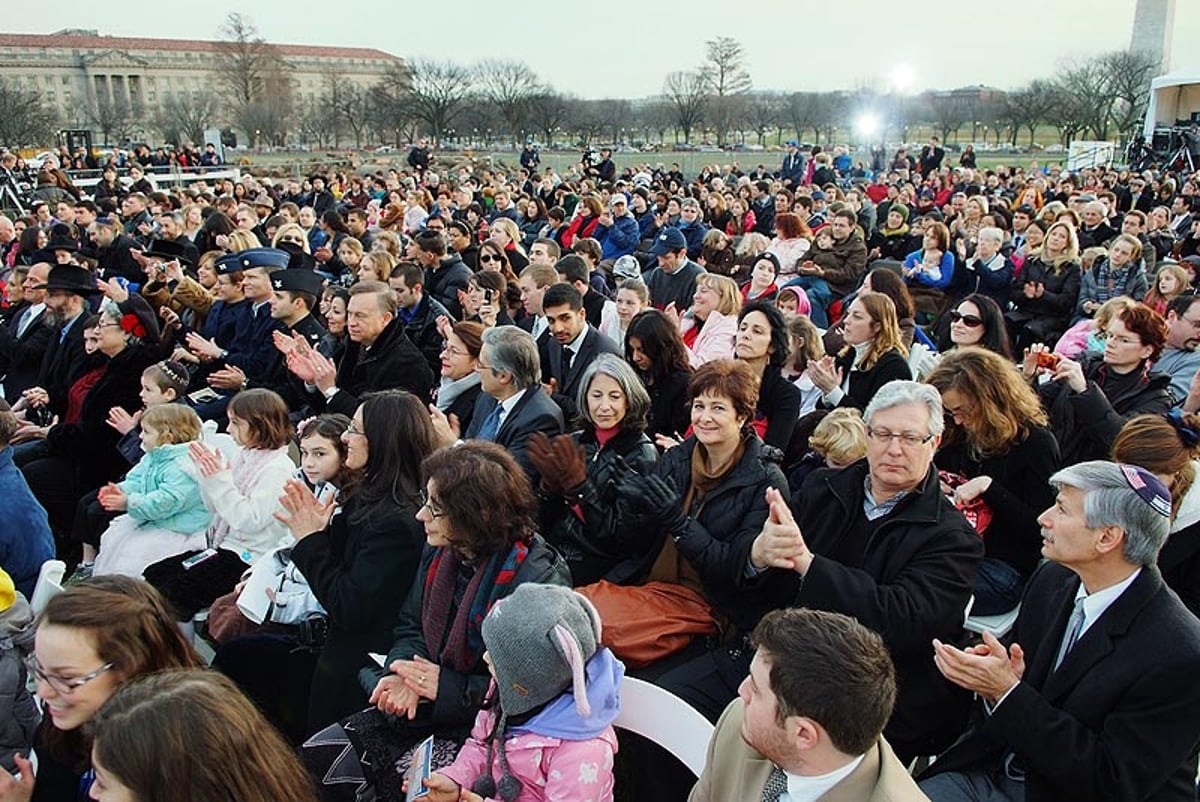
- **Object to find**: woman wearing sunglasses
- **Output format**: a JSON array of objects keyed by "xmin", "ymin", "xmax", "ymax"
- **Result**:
[
  {"xmin": 938, "ymin": 294, "xmax": 1013, "ymax": 360},
  {"xmin": 0, "ymin": 577, "xmax": 201, "ymax": 802}
]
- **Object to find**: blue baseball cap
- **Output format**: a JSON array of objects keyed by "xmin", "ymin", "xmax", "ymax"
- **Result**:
[{"xmin": 650, "ymin": 227, "xmax": 688, "ymax": 256}]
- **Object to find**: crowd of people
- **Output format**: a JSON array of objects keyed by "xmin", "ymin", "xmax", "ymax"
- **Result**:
[{"xmin": 1, "ymin": 134, "xmax": 1200, "ymax": 802}]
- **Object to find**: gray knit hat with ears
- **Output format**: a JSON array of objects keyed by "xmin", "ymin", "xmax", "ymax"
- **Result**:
[{"xmin": 481, "ymin": 583, "xmax": 602, "ymax": 718}]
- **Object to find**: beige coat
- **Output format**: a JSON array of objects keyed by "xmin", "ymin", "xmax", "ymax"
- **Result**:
[{"xmin": 689, "ymin": 701, "xmax": 929, "ymax": 802}]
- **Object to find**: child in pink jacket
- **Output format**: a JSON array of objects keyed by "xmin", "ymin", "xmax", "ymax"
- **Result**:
[{"xmin": 414, "ymin": 584, "xmax": 623, "ymax": 802}]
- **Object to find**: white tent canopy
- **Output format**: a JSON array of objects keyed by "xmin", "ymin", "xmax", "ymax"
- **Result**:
[{"xmin": 1144, "ymin": 69, "xmax": 1200, "ymax": 139}]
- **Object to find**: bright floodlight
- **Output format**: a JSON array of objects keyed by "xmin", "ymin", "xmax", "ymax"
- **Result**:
[
  {"xmin": 891, "ymin": 63, "xmax": 916, "ymax": 93},
  {"xmin": 855, "ymin": 113, "xmax": 881, "ymax": 138}
]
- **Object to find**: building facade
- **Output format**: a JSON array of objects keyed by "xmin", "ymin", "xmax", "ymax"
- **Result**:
[{"xmin": 0, "ymin": 29, "xmax": 405, "ymax": 144}]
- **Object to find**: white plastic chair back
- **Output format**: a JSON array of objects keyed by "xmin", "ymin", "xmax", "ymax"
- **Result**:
[
  {"xmin": 30, "ymin": 559, "xmax": 67, "ymax": 616},
  {"xmin": 614, "ymin": 676, "xmax": 714, "ymax": 777}
]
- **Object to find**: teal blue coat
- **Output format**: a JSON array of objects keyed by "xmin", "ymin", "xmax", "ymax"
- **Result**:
[{"xmin": 119, "ymin": 442, "xmax": 211, "ymax": 534}]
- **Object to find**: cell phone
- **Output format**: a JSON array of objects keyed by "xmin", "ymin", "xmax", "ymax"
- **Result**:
[
  {"xmin": 181, "ymin": 548, "xmax": 218, "ymax": 570},
  {"xmin": 483, "ymin": 289, "xmax": 495, "ymax": 304}
]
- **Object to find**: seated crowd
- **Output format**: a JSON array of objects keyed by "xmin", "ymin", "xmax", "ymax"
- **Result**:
[{"xmin": 2, "ymin": 141, "xmax": 1200, "ymax": 802}]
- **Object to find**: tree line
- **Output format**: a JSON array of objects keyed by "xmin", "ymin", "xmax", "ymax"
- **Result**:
[{"xmin": 0, "ymin": 17, "xmax": 1163, "ymax": 154}]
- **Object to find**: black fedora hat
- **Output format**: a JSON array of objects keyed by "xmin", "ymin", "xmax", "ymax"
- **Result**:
[
  {"xmin": 35, "ymin": 264, "xmax": 101, "ymax": 295},
  {"xmin": 142, "ymin": 238, "xmax": 193, "ymax": 266},
  {"xmin": 45, "ymin": 233, "xmax": 78, "ymax": 253}
]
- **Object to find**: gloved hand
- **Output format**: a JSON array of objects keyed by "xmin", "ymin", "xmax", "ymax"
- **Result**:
[
  {"xmin": 619, "ymin": 474, "xmax": 688, "ymax": 534},
  {"xmin": 527, "ymin": 433, "xmax": 588, "ymax": 495}
]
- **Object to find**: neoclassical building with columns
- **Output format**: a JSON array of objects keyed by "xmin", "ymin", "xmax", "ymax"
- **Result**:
[{"xmin": 0, "ymin": 29, "xmax": 404, "ymax": 142}]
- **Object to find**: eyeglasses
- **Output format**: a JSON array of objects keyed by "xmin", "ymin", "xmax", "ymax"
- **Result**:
[
  {"xmin": 478, "ymin": 254, "xmax": 499, "ymax": 263},
  {"xmin": 949, "ymin": 311, "xmax": 983, "ymax": 327},
  {"xmin": 344, "ymin": 420, "xmax": 364, "ymax": 437},
  {"xmin": 419, "ymin": 489, "xmax": 446, "ymax": 518},
  {"xmin": 24, "ymin": 654, "xmax": 114, "ymax": 695},
  {"xmin": 865, "ymin": 427, "xmax": 935, "ymax": 448}
]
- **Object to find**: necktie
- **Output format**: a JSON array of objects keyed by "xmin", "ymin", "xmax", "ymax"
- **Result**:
[
  {"xmin": 562, "ymin": 346, "xmax": 575, "ymax": 373},
  {"xmin": 1053, "ymin": 596, "xmax": 1087, "ymax": 671},
  {"xmin": 762, "ymin": 766, "xmax": 787, "ymax": 802},
  {"xmin": 15, "ymin": 307, "xmax": 31, "ymax": 337},
  {"xmin": 477, "ymin": 404, "xmax": 503, "ymax": 441}
]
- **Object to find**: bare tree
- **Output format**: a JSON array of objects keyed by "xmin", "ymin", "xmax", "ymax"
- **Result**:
[
  {"xmin": 1043, "ymin": 83, "xmax": 1089, "ymax": 145},
  {"xmin": 568, "ymin": 99, "xmax": 608, "ymax": 147},
  {"xmin": 700, "ymin": 36, "xmax": 752, "ymax": 145},
  {"xmin": 1003, "ymin": 80, "xmax": 1057, "ymax": 147},
  {"xmin": 297, "ymin": 94, "xmax": 340, "ymax": 147},
  {"xmin": 663, "ymin": 70, "xmax": 706, "ymax": 144},
  {"xmin": 87, "ymin": 92, "xmax": 135, "ymax": 146},
  {"xmin": 745, "ymin": 93, "xmax": 784, "ymax": 146},
  {"xmin": 213, "ymin": 13, "xmax": 294, "ymax": 145},
  {"xmin": 526, "ymin": 91, "xmax": 571, "ymax": 147},
  {"xmin": 152, "ymin": 90, "xmax": 221, "ymax": 146},
  {"xmin": 380, "ymin": 59, "xmax": 470, "ymax": 145},
  {"xmin": 0, "ymin": 78, "xmax": 57, "ymax": 146},
  {"xmin": 475, "ymin": 59, "xmax": 542, "ymax": 143},
  {"xmin": 784, "ymin": 92, "xmax": 823, "ymax": 143},
  {"xmin": 1103, "ymin": 50, "xmax": 1159, "ymax": 141},
  {"xmin": 927, "ymin": 95, "xmax": 970, "ymax": 143},
  {"xmin": 1055, "ymin": 58, "xmax": 1113, "ymax": 140}
]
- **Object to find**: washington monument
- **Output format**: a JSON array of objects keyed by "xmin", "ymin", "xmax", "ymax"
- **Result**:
[{"xmin": 1131, "ymin": 0, "xmax": 1177, "ymax": 73}]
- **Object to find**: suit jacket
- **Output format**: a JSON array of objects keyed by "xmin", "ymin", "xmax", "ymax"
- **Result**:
[
  {"xmin": 464, "ymin": 386, "xmax": 563, "ymax": 483},
  {"xmin": 690, "ymin": 701, "xmax": 928, "ymax": 802},
  {"xmin": 539, "ymin": 325, "xmax": 621, "ymax": 422},
  {"xmin": 37, "ymin": 313, "xmax": 89, "ymax": 417},
  {"xmin": 0, "ymin": 304, "xmax": 51, "ymax": 403},
  {"xmin": 923, "ymin": 563, "xmax": 1200, "ymax": 802}
]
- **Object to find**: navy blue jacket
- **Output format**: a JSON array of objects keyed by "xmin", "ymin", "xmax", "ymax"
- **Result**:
[{"xmin": 0, "ymin": 448, "xmax": 54, "ymax": 598}]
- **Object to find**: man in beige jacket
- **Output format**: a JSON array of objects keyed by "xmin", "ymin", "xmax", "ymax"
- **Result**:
[{"xmin": 690, "ymin": 608, "xmax": 928, "ymax": 802}]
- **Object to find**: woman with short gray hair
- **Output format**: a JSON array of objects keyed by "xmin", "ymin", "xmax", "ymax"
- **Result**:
[{"xmin": 527, "ymin": 353, "xmax": 660, "ymax": 585}]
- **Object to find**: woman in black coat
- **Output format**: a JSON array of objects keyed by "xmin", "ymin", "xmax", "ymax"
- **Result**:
[
  {"xmin": 300, "ymin": 442, "xmax": 569, "ymax": 802},
  {"xmin": 216, "ymin": 391, "xmax": 435, "ymax": 741},
  {"xmin": 1028, "ymin": 303, "xmax": 1173, "ymax": 465},
  {"xmin": 21, "ymin": 295, "xmax": 166, "ymax": 534},
  {"xmin": 812, "ymin": 293, "xmax": 911, "ymax": 412},
  {"xmin": 929, "ymin": 348, "xmax": 1061, "ymax": 615},
  {"xmin": 1006, "ymin": 221, "xmax": 1082, "ymax": 350},
  {"xmin": 529, "ymin": 354, "xmax": 660, "ymax": 586},
  {"xmin": 735, "ymin": 301, "xmax": 800, "ymax": 451},
  {"xmin": 626, "ymin": 309, "xmax": 692, "ymax": 443}
]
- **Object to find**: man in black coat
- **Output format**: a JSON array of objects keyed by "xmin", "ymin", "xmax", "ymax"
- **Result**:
[
  {"xmin": 33, "ymin": 264, "xmax": 97, "ymax": 420},
  {"xmin": 0, "ymin": 262, "xmax": 53, "ymax": 403},
  {"xmin": 537, "ymin": 282, "xmax": 620, "ymax": 421},
  {"xmin": 89, "ymin": 215, "xmax": 143, "ymax": 285},
  {"xmin": 921, "ymin": 461, "xmax": 1200, "ymax": 802},
  {"xmin": 430, "ymin": 326, "xmax": 562, "ymax": 484},
  {"xmin": 748, "ymin": 381, "xmax": 983, "ymax": 762},
  {"xmin": 388, "ymin": 261, "xmax": 451, "ymax": 376},
  {"xmin": 308, "ymin": 281, "xmax": 434, "ymax": 416},
  {"xmin": 414, "ymin": 230, "xmax": 471, "ymax": 321}
]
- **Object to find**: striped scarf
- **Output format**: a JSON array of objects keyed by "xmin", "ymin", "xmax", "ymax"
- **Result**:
[{"xmin": 422, "ymin": 541, "xmax": 530, "ymax": 672}]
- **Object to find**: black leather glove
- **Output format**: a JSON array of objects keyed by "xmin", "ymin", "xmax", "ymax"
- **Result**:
[{"xmin": 620, "ymin": 474, "xmax": 688, "ymax": 533}]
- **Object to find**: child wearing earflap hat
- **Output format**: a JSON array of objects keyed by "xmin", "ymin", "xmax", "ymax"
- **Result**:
[{"xmin": 412, "ymin": 584, "xmax": 623, "ymax": 802}]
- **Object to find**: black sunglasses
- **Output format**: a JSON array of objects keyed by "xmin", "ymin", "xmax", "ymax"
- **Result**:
[{"xmin": 950, "ymin": 311, "xmax": 983, "ymax": 327}]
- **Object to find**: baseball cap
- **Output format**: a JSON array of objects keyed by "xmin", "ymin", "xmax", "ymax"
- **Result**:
[{"xmin": 650, "ymin": 227, "xmax": 688, "ymax": 256}]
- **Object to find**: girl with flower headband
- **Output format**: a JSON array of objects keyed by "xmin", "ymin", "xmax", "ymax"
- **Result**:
[{"xmin": 1112, "ymin": 409, "xmax": 1200, "ymax": 616}]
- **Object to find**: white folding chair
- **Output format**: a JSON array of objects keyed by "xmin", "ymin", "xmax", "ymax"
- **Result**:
[
  {"xmin": 964, "ymin": 603, "xmax": 1021, "ymax": 639},
  {"xmin": 29, "ymin": 559, "xmax": 66, "ymax": 616},
  {"xmin": 614, "ymin": 676, "xmax": 714, "ymax": 777}
]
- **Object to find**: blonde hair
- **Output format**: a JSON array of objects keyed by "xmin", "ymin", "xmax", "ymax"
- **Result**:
[
  {"xmin": 844, "ymin": 292, "xmax": 908, "ymax": 368},
  {"xmin": 1094, "ymin": 296, "xmax": 1137, "ymax": 331},
  {"xmin": 140, "ymin": 404, "xmax": 203, "ymax": 446},
  {"xmin": 358, "ymin": 251, "xmax": 396, "ymax": 282},
  {"xmin": 489, "ymin": 218, "xmax": 527, "ymax": 257},
  {"xmin": 372, "ymin": 230, "xmax": 403, "ymax": 259},
  {"xmin": 810, "ymin": 408, "xmax": 867, "ymax": 466},
  {"xmin": 226, "ymin": 229, "xmax": 260, "ymax": 253},
  {"xmin": 1080, "ymin": 246, "xmax": 1108, "ymax": 272},
  {"xmin": 271, "ymin": 223, "xmax": 310, "ymax": 254},
  {"xmin": 337, "ymin": 237, "xmax": 364, "ymax": 261},
  {"xmin": 695, "ymin": 273, "xmax": 741, "ymax": 316}
]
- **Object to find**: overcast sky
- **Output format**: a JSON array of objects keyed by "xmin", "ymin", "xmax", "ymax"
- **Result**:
[{"xmin": 9, "ymin": 0, "xmax": 1200, "ymax": 98}]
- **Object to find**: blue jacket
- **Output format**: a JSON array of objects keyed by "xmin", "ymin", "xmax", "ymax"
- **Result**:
[
  {"xmin": 636, "ymin": 210, "xmax": 658, "ymax": 240},
  {"xmin": 200, "ymin": 298, "xmax": 250, "ymax": 349},
  {"xmin": 119, "ymin": 442, "xmax": 212, "ymax": 535},
  {"xmin": 902, "ymin": 249, "xmax": 955, "ymax": 290},
  {"xmin": 594, "ymin": 212, "xmax": 641, "ymax": 260},
  {"xmin": 780, "ymin": 151, "xmax": 805, "ymax": 185},
  {"xmin": 0, "ymin": 449, "xmax": 53, "ymax": 597},
  {"xmin": 677, "ymin": 219, "xmax": 710, "ymax": 261}
]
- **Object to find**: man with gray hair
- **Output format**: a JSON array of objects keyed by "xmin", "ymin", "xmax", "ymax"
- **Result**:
[
  {"xmin": 921, "ymin": 461, "xmax": 1200, "ymax": 802},
  {"xmin": 432, "ymin": 325, "xmax": 563, "ymax": 484},
  {"xmin": 744, "ymin": 380, "xmax": 983, "ymax": 762},
  {"xmin": 952, "ymin": 225, "xmax": 1014, "ymax": 308}
]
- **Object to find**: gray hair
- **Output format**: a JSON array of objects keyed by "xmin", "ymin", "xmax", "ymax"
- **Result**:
[
  {"xmin": 978, "ymin": 227, "xmax": 1003, "ymax": 245},
  {"xmin": 1050, "ymin": 461, "xmax": 1169, "ymax": 566},
  {"xmin": 575, "ymin": 353, "xmax": 651, "ymax": 432},
  {"xmin": 680, "ymin": 197, "xmax": 701, "ymax": 211},
  {"xmin": 481, "ymin": 326, "xmax": 541, "ymax": 390},
  {"xmin": 863, "ymin": 381, "xmax": 944, "ymax": 437}
]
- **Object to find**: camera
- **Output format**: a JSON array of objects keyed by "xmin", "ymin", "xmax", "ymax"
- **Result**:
[{"xmin": 1036, "ymin": 352, "xmax": 1061, "ymax": 371}]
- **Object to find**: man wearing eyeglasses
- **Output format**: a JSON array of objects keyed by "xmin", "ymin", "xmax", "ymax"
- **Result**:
[
  {"xmin": 742, "ymin": 380, "xmax": 982, "ymax": 764},
  {"xmin": 1156, "ymin": 294, "xmax": 1200, "ymax": 406}
]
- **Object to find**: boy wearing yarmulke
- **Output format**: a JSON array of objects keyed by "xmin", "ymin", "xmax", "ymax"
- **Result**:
[{"xmin": 412, "ymin": 584, "xmax": 623, "ymax": 802}]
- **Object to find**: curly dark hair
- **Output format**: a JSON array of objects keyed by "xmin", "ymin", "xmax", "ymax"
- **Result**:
[{"xmin": 421, "ymin": 441, "xmax": 536, "ymax": 557}]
